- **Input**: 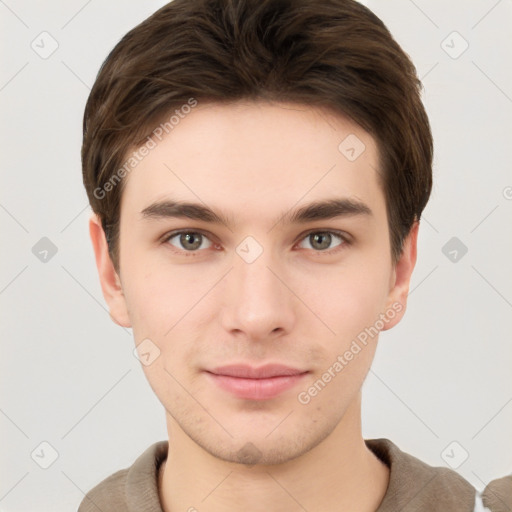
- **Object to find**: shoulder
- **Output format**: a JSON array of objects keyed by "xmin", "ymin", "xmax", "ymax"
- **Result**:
[
  {"xmin": 481, "ymin": 475, "xmax": 512, "ymax": 512},
  {"xmin": 366, "ymin": 438, "xmax": 476, "ymax": 512},
  {"xmin": 77, "ymin": 440, "xmax": 168, "ymax": 512},
  {"xmin": 78, "ymin": 467, "xmax": 130, "ymax": 512}
]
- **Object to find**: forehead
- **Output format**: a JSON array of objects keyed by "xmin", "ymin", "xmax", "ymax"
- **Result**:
[{"xmin": 119, "ymin": 101, "xmax": 386, "ymax": 225}]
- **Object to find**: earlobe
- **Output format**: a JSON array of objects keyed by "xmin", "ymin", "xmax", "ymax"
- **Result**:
[
  {"xmin": 381, "ymin": 221, "xmax": 419, "ymax": 331},
  {"xmin": 88, "ymin": 213, "xmax": 131, "ymax": 328}
]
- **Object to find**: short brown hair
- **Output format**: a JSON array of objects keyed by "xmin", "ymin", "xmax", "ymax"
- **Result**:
[{"xmin": 82, "ymin": 0, "xmax": 433, "ymax": 271}]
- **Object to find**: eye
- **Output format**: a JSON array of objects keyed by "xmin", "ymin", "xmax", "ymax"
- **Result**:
[
  {"xmin": 297, "ymin": 230, "xmax": 347, "ymax": 253},
  {"xmin": 164, "ymin": 230, "xmax": 214, "ymax": 254},
  {"xmin": 162, "ymin": 229, "xmax": 349, "ymax": 256}
]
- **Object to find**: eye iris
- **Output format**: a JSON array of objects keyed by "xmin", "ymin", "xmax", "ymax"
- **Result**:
[
  {"xmin": 311, "ymin": 232, "xmax": 331, "ymax": 250},
  {"xmin": 174, "ymin": 232, "xmax": 338, "ymax": 252},
  {"xmin": 181, "ymin": 233, "xmax": 202, "ymax": 250}
]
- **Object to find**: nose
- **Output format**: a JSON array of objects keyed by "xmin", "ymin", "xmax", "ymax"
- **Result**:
[{"xmin": 219, "ymin": 246, "xmax": 296, "ymax": 342}]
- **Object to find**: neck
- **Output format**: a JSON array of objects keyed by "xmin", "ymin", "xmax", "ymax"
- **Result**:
[{"xmin": 159, "ymin": 394, "xmax": 389, "ymax": 512}]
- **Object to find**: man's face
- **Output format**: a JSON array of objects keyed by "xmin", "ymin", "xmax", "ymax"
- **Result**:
[{"xmin": 95, "ymin": 101, "xmax": 414, "ymax": 465}]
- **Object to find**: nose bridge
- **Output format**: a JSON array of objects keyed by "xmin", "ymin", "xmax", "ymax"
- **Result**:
[
  {"xmin": 237, "ymin": 248, "xmax": 279, "ymax": 298},
  {"xmin": 222, "ymin": 237, "xmax": 294, "ymax": 338}
]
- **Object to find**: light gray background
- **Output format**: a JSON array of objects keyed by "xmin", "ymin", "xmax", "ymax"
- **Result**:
[{"xmin": 1, "ymin": 1, "xmax": 511, "ymax": 511}]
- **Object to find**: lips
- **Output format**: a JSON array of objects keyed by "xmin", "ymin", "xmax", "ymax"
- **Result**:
[
  {"xmin": 208, "ymin": 364, "xmax": 307, "ymax": 379},
  {"xmin": 204, "ymin": 364, "xmax": 309, "ymax": 400}
]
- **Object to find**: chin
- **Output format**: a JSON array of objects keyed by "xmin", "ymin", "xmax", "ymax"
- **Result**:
[{"xmin": 187, "ymin": 415, "xmax": 337, "ymax": 467}]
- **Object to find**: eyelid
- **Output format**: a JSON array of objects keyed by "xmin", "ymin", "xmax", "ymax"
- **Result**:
[
  {"xmin": 161, "ymin": 228, "xmax": 213, "ymax": 242},
  {"xmin": 161, "ymin": 228, "xmax": 217, "ymax": 251},
  {"xmin": 296, "ymin": 229, "xmax": 350, "ymax": 254},
  {"xmin": 298, "ymin": 228, "xmax": 351, "ymax": 244},
  {"xmin": 161, "ymin": 228, "xmax": 351, "ymax": 255}
]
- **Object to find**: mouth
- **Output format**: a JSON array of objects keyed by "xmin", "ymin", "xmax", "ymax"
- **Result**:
[{"xmin": 204, "ymin": 364, "xmax": 309, "ymax": 401}]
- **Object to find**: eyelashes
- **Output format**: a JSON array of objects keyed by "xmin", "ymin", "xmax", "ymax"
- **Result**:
[
  {"xmin": 163, "ymin": 230, "xmax": 215, "ymax": 253},
  {"xmin": 297, "ymin": 231, "xmax": 347, "ymax": 252},
  {"xmin": 161, "ymin": 229, "xmax": 350, "ymax": 257}
]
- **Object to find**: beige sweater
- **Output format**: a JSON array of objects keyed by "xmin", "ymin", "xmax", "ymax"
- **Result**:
[{"xmin": 77, "ymin": 438, "xmax": 511, "ymax": 511}]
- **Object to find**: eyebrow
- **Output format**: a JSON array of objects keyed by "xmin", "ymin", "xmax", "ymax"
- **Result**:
[{"xmin": 140, "ymin": 197, "xmax": 372, "ymax": 228}]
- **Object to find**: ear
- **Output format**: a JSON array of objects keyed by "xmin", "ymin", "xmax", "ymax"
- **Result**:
[
  {"xmin": 88, "ymin": 212, "xmax": 131, "ymax": 328},
  {"xmin": 381, "ymin": 220, "xmax": 419, "ymax": 331}
]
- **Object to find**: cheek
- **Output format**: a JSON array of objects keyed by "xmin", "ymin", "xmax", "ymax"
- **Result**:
[
  {"xmin": 121, "ymin": 258, "xmax": 198, "ymax": 339},
  {"xmin": 299, "ymin": 261, "xmax": 391, "ymax": 340},
  {"xmin": 296, "ymin": 272, "xmax": 385, "ymax": 409}
]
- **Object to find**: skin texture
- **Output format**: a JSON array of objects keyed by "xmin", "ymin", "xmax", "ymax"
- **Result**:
[{"xmin": 89, "ymin": 101, "xmax": 418, "ymax": 511}]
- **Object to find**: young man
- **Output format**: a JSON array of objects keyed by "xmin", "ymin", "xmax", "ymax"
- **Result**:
[{"xmin": 78, "ymin": 0, "xmax": 511, "ymax": 510}]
